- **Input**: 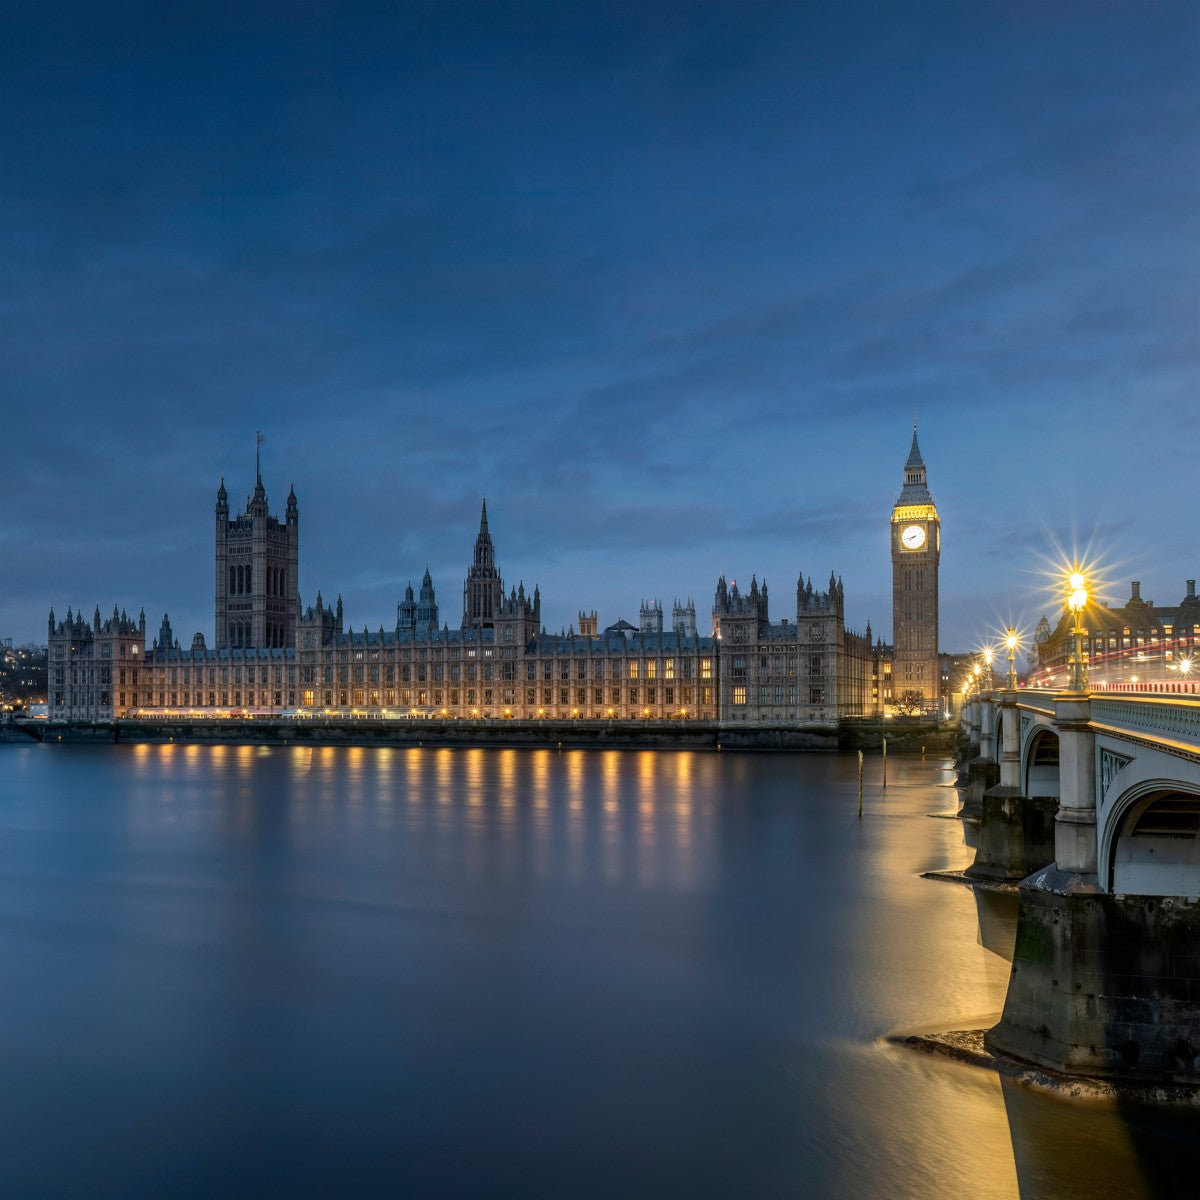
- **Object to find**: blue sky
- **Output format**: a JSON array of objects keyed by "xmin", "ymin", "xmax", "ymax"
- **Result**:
[{"xmin": 3, "ymin": 2, "xmax": 1197, "ymax": 651}]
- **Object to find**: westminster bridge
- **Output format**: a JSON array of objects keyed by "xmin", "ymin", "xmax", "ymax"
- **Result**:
[{"xmin": 960, "ymin": 685, "xmax": 1200, "ymax": 1086}]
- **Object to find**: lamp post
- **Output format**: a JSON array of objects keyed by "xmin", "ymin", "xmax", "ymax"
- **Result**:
[
  {"xmin": 983, "ymin": 646, "xmax": 994, "ymax": 692},
  {"xmin": 1005, "ymin": 627, "xmax": 1019, "ymax": 691},
  {"xmin": 1068, "ymin": 570, "xmax": 1089, "ymax": 692}
]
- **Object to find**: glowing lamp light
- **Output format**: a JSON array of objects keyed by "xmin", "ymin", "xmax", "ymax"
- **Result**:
[
  {"xmin": 1066, "ymin": 568, "xmax": 1090, "ymax": 691},
  {"xmin": 1004, "ymin": 625, "xmax": 1020, "ymax": 689}
]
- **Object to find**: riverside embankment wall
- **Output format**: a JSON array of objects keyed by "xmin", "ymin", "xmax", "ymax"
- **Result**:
[{"xmin": 23, "ymin": 717, "xmax": 950, "ymax": 753}]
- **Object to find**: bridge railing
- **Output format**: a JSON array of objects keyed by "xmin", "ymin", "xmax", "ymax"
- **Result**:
[{"xmin": 1089, "ymin": 694, "xmax": 1200, "ymax": 748}]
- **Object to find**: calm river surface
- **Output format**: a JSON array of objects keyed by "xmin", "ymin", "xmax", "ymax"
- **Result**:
[{"xmin": 0, "ymin": 743, "xmax": 1196, "ymax": 1198}]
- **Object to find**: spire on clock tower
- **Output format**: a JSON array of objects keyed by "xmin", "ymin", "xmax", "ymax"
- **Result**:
[{"xmin": 899, "ymin": 422, "xmax": 933, "ymax": 504}]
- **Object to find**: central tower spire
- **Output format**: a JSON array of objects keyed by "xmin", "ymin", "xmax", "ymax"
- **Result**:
[
  {"xmin": 463, "ymin": 498, "xmax": 502, "ymax": 630},
  {"xmin": 473, "ymin": 498, "xmax": 494, "ymax": 569}
]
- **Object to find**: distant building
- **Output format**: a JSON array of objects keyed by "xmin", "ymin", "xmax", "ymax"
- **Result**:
[
  {"xmin": 49, "ymin": 470, "xmax": 882, "ymax": 726},
  {"xmin": 47, "ymin": 606, "xmax": 145, "ymax": 718},
  {"xmin": 1032, "ymin": 578, "xmax": 1200, "ymax": 689}
]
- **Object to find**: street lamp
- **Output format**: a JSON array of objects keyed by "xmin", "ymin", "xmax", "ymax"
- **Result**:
[
  {"xmin": 1005, "ymin": 626, "xmax": 1019, "ymax": 690},
  {"xmin": 1067, "ymin": 570, "xmax": 1089, "ymax": 692},
  {"xmin": 982, "ymin": 646, "xmax": 994, "ymax": 691}
]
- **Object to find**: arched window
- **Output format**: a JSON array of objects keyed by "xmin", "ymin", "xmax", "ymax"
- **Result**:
[
  {"xmin": 229, "ymin": 566, "xmax": 235, "ymax": 595},
  {"xmin": 245, "ymin": 566, "xmax": 252, "ymax": 593}
]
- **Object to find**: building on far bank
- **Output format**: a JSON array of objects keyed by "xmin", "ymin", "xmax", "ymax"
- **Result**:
[
  {"xmin": 47, "ymin": 606, "xmax": 145, "ymax": 718},
  {"xmin": 49, "ymin": 467, "xmax": 883, "ymax": 727},
  {"xmin": 1031, "ymin": 578, "xmax": 1200, "ymax": 689}
]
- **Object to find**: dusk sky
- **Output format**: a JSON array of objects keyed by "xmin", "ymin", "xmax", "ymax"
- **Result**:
[{"xmin": 3, "ymin": 2, "xmax": 1197, "ymax": 652}]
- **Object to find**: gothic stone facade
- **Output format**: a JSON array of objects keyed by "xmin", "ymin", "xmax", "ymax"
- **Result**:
[
  {"xmin": 49, "ymin": 476, "xmax": 877, "ymax": 725},
  {"xmin": 47, "ymin": 605, "xmax": 147, "ymax": 718}
]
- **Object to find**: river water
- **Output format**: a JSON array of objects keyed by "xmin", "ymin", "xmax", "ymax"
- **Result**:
[{"xmin": 0, "ymin": 742, "xmax": 1195, "ymax": 1198}]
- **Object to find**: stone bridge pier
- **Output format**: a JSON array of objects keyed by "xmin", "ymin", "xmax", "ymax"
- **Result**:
[
  {"xmin": 985, "ymin": 691, "xmax": 1200, "ymax": 1085},
  {"xmin": 958, "ymin": 691, "xmax": 998, "ymax": 821},
  {"xmin": 965, "ymin": 689, "xmax": 1056, "ymax": 883}
]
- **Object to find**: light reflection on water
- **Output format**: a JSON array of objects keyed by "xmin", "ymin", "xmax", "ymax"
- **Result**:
[{"xmin": 0, "ymin": 742, "xmax": 1196, "ymax": 1198}]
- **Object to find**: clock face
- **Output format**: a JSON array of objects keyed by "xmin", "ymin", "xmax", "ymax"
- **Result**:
[{"xmin": 901, "ymin": 524, "xmax": 926, "ymax": 550}]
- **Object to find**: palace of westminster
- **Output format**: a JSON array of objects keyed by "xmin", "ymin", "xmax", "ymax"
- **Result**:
[{"xmin": 47, "ymin": 433, "xmax": 946, "ymax": 726}]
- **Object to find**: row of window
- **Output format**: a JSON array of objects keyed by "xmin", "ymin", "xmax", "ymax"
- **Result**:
[
  {"xmin": 307, "ymin": 652, "xmax": 714, "ymax": 680},
  {"xmin": 107, "ymin": 687, "xmax": 718, "ymax": 713},
  {"xmin": 728, "ymin": 655, "xmax": 824, "ymax": 677},
  {"xmin": 226, "ymin": 564, "xmax": 290, "ymax": 597},
  {"xmin": 731, "ymin": 685, "xmax": 825, "ymax": 706},
  {"xmin": 228, "ymin": 621, "xmax": 289, "ymax": 649}
]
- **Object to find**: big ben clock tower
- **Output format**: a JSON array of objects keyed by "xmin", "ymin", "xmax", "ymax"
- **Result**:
[{"xmin": 891, "ymin": 423, "xmax": 940, "ymax": 712}]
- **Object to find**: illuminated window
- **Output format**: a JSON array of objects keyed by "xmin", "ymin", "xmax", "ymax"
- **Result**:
[
  {"xmin": 701, "ymin": 659, "xmax": 712, "ymax": 680},
  {"xmin": 733, "ymin": 686, "xmax": 746, "ymax": 706},
  {"xmin": 629, "ymin": 662, "xmax": 639, "ymax": 679},
  {"xmin": 647, "ymin": 661, "xmax": 657, "ymax": 679}
]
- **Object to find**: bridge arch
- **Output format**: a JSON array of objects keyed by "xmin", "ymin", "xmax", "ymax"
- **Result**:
[
  {"xmin": 1023, "ymin": 726, "xmax": 1060, "ymax": 799},
  {"xmin": 1102, "ymin": 781, "xmax": 1200, "ymax": 897}
]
